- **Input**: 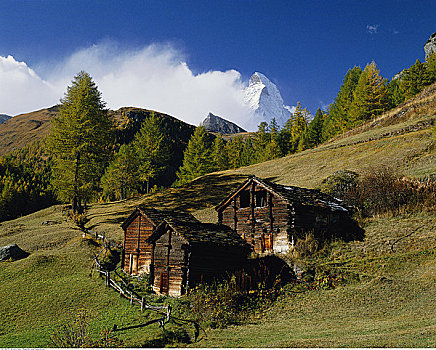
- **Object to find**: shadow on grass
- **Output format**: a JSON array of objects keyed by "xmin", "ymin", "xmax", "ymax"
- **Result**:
[{"xmin": 138, "ymin": 328, "xmax": 191, "ymax": 347}]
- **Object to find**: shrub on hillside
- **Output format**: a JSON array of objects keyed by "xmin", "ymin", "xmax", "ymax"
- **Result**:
[
  {"xmin": 346, "ymin": 167, "xmax": 436, "ymax": 216},
  {"xmin": 319, "ymin": 170, "xmax": 359, "ymax": 200},
  {"xmin": 187, "ymin": 277, "xmax": 280, "ymax": 329},
  {"xmin": 292, "ymin": 232, "xmax": 321, "ymax": 259}
]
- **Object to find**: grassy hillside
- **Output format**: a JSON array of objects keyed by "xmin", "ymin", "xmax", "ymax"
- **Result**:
[{"xmin": 0, "ymin": 85, "xmax": 435, "ymax": 347}]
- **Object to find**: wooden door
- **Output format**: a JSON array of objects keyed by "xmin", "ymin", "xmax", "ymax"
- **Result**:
[
  {"xmin": 262, "ymin": 231, "xmax": 273, "ymax": 251},
  {"xmin": 160, "ymin": 272, "xmax": 169, "ymax": 294}
]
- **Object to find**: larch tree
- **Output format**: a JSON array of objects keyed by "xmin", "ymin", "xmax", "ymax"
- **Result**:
[
  {"xmin": 290, "ymin": 102, "xmax": 310, "ymax": 153},
  {"xmin": 239, "ymin": 137, "xmax": 256, "ymax": 167},
  {"xmin": 227, "ymin": 135, "xmax": 245, "ymax": 169},
  {"xmin": 175, "ymin": 126, "xmax": 214, "ymax": 185},
  {"xmin": 252, "ymin": 121, "xmax": 270, "ymax": 162},
  {"xmin": 211, "ymin": 133, "xmax": 229, "ymax": 171},
  {"xmin": 48, "ymin": 71, "xmax": 112, "ymax": 213},
  {"xmin": 132, "ymin": 113, "xmax": 170, "ymax": 193},
  {"xmin": 349, "ymin": 61, "xmax": 390, "ymax": 125}
]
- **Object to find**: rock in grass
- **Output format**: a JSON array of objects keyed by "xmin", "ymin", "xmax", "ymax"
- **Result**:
[{"xmin": 0, "ymin": 244, "xmax": 29, "ymax": 261}]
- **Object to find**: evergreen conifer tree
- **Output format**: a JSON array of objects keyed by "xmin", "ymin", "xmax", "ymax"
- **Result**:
[
  {"xmin": 176, "ymin": 126, "xmax": 214, "ymax": 185},
  {"xmin": 322, "ymin": 67, "xmax": 362, "ymax": 141},
  {"xmin": 307, "ymin": 108, "xmax": 324, "ymax": 148},
  {"xmin": 48, "ymin": 71, "xmax": 112, "ymax": 213},
  {"xmin": 387, "ymin": 78, "xmax": 405, "ymax": 107},
  {"xmin": 240, "ymin": 137, "xmax": 256, "ymax": 166},
  {"xmin": 427, "ymin": 53, "xmax": 436, "ymax": 84},
  {"xmin": 132, "ymin": 113, "xmax": 170, "ymax": 193},
  {"xmin": 211, "ymin": 133, "xmax": 229, "ymax": 171},
  {"xmin": 400, "ymin": 59, "xmax": 432, "ymax": 100},
  {"xmin": 101, "ymin": 144, "xmax": 139, "ymax": 201},
  {"xmin": 226, "ymin": 135, "xmax": 245, "ymax": 169}
]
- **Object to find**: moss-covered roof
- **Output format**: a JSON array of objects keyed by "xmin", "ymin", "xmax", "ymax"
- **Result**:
[
  {"xmin": 120, "ymin": 206, "xmax": 196, "ymax": 230},
  {"xmin": 125, "ymin": 207, "xmax": 250, "ymax": 250},
  {"xmin": 216, "ymin": 175, "xmax": 348, "ymax": 212},
  {"xmin": 157, "ymin": 217, "xmax": 250, "ymax": 249}
]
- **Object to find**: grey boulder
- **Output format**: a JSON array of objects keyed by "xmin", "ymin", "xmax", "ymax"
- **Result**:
[{"xmin": 0, "ymin": 244, "xmax": 29, "ymax": 261}]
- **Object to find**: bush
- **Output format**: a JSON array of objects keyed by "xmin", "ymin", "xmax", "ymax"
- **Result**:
[
  {"xmin": 292, "ymin": 232, "xmax": 321, "ymax": 258},
  {"xmin": 187, "ymin": 277, "xmax": 280, "ymax": 328},
  {"xmin": 319, "ymin": 170, "xmax": 359, "ymax": 200},
  {"xmin": 346, "ymin": 167, "xmax": 436, "ymax": 216}
]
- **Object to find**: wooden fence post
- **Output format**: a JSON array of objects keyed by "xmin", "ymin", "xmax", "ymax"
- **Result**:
[{"xmin": 106, "ymin": 272, "xmax": 110, "ymax": 287}]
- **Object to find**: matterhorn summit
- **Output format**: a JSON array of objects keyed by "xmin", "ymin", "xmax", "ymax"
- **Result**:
[{"xmin": 243, "ymin": 72, "xmax": 293, "ymax": 130}]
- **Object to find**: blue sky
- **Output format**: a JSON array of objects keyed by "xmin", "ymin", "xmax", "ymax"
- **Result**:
[{"xmin": 0, "ymin": 0, "xmax": 434, "ymax": 126}]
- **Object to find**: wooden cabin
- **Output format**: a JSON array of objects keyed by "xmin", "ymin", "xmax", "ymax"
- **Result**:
[
  {"xmin": 215, "ymin": 176, "xmax": 362, "ymax": 255},
  {"xmin": 146, "ymin": 216, "xmax": 251, "ymax": 297},
  {"xmin": 120, "ymin": 207, "xmax": 194, "ymax": 276}
]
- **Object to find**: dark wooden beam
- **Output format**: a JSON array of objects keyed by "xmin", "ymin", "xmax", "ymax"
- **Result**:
[
  {"xmin": 251, "ymin": 182, "xmax": 255, "ymax": 233},
  {"xmin": 233, "ymin": 198, "xmax": 238, "ymax": 232}
]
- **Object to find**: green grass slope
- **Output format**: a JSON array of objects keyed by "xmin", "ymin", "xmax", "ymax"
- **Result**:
[{"xmin": 0, "ymin": 85, "xmax": 435, "ymax": 347}]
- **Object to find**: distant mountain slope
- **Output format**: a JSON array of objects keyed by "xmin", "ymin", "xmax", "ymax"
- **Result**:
[
  {"xmin": 0, "ymin": 106, "xmax": 196, "ymax": 159},
  {"xmin": 109, "ymin": 107, "xmax": 196, "ymax": 187},
  {"xmin": 0, "ymin": 114, "xmax": 10, "ymax": 124},
  {"xmin": 202, "ymin": 112, "xmax": 246, "ymax": 134},
  {"xmin": 0, "ymin": 106, "xmax": 58, "ymax": 155}
]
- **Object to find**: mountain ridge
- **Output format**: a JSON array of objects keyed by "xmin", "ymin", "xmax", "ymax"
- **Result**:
[
  {"xmin": 202, "ymin": 112, "xmax": 246, "ymax": 134},
  {"xmin": 243, "ymin": 72, "xmax": 293, "ymax": 130},
  {"xmin": 0, "ymin": 114, "xmax": 11, "ymax": 124}
]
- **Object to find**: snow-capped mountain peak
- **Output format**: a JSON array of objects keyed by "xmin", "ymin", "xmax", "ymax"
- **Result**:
[{"xmin": 243, "ymin": 72, "xmax": 292, "ymax": 130}]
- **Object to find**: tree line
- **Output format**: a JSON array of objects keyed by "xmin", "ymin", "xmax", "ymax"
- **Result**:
[
  {"xmin": 175, "ymin": 54, "xmax": 436, "ymax": 185},
  {"xmin": 0, "ymin": 141, "xmax": 56, "ymax": 221},
  {"xmin": 1, "ymin": 52, "xmax": 435, "ymax": 219},
  {"xmin": 323, "ymin": 55, "xmax": 436, "ymax": 140}
]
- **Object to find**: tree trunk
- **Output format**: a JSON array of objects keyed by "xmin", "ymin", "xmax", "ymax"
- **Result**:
[{"xmin": 72, "ymin": 151, "xmax": 81, "ymax": 214}]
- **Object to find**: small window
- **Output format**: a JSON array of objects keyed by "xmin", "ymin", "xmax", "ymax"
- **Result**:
[
  {"xmin": 255, "ymin": 190, "xmax": 267, "ymax": 207},
  {"xmin": 240, "ymin": 190, "xmax": 250, "ymax": 208}
]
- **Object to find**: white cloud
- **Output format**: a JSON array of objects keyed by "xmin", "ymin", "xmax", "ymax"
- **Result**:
[
  {"xmin": 0, "ymin": 55, "xmax": 59, "ymax": 115},
  {"xmin": 0, "ymin": 43, "xmax": 254, "ymax": 127},
  {"xmin": 366, "ymin": 24, "xmax": 379, "ymax": 35}
]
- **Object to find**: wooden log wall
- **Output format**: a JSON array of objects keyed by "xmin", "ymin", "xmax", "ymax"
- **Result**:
[
  {"xmin": 123, "ymin": 214, "xmax": 154, "ymax": 274},
  {"xmin": 292, "ymin": 205, "xmax": 330, "ymax": 240},
  {"xmin": 220, "ymin": 183, "xmax": 291, "ymax": 254},
  {"xmin": 152, "ymin": 228, "xmax": 187, "ymax": 297},
  {"xmin": 188, "ymin": 244, "xmax": 246, "ymax": 284}
]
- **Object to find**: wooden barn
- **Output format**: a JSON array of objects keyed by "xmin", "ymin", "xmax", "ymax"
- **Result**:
[
  {"xmin": 121, "ymin": 207, "xmax": 195, "ymax": 276},
  {"xmin": 146, "ymin": 215, "xmax": 251, "ymax": 297},
  {"xmin": 216, "ymin": 176, "xmax": 363, "ymax": 255}
]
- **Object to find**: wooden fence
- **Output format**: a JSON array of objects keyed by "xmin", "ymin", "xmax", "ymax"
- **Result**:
[{"xmin": 93, "ymin": 245, "xmax": 171, "ymax": 330}]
